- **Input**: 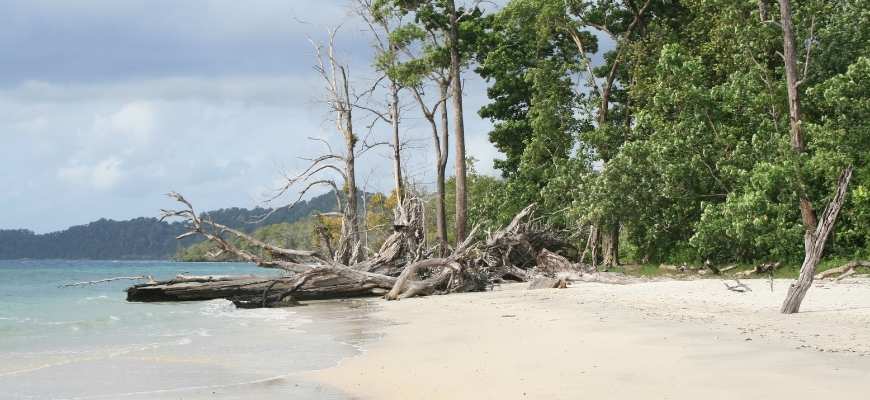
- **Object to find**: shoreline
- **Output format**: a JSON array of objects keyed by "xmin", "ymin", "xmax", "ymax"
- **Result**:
[{"xmin": 312, "ymin": 279, "xmax": 870, "ymax": 399}]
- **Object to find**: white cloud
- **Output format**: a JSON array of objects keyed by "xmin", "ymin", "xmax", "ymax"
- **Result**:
[
  {"xmin": 0, "ymin": 1, "xmax": 506, "ymax": 233},
  {"xmin": 58, "ymin": 156, "xmax": 125, "ymax": 190},
  {"xmin": 96, "ymin": 101, "xmax": 155, "ymax": 146}
]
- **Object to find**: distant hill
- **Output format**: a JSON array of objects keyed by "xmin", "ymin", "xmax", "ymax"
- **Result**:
[{"xmin": 0, "ymin": 192, "xmax": 338, "ymax": 260}]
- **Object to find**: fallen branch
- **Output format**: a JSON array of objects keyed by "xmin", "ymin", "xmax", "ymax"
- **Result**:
[
  {"xmin": 723, "ymin": 279, "xmax": 752, "ymax": 293},
  {"xmin": 719, "ymin": 264, "xmax": 739, "ymax": 273},
  {"xmin": 734, "ymin": 262, "xmax": 781, "ymax": 278},
  {"xmin": 60, "ymin": 276, "xmax": 155, "ymax": 288},
  {"xmin": 814, "ymin": 260, "xmax": 870, "ymax": 280}
]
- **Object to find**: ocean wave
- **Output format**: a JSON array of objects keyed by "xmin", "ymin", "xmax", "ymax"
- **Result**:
[
  {"xmin": 150, "ymin": 328, "xmax": 211, "ymax": 338},
  {"xmin": 198, "ymin": 299, "xmax": 312, "ymax": 328}
]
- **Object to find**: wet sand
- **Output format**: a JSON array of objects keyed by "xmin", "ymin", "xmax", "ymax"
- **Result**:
[{"xmin": 313, "ymin": 279, "xmax": 870, "ymax": 400}]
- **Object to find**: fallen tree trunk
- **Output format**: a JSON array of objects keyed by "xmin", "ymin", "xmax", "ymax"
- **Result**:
[
  {"xmin": 528, "ymin": 277, "xmax": 567, "ymax": 290},
  {"xmin": 815, "ymin": 260, "xmax": 870, "ymax": 280},
  {"xmin": 127, "ymin": 267, "xmax": 396, "ymax": 306},
  {"xmin": 129, "ymin": 197, "xmax": 577, "ymax": 307}
]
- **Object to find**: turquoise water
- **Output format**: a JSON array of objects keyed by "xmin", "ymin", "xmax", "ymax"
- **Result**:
[{"xmin": 0, "ymin": 260, "xmax": 376, "ymax": 400}]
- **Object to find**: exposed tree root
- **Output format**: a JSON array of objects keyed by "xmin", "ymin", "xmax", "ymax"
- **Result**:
[{"xmin": 120, "ymin": 198, "xmax": 617, "ymax": 308}]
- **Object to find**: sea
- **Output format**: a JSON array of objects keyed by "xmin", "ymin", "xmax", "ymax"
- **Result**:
[{"xmin": 0, "ymin": 260, "xmax": 379, "ymax": 400}]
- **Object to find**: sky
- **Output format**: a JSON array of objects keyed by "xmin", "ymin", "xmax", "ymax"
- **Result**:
[{"xmin": 0, "ymin": 0, "xmax": 505, "ymax": 233}]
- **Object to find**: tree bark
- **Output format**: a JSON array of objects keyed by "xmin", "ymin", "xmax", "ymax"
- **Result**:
[
  {"xmin": 436, "ymin": 81, "xmax": 451, "ymax": 253},
  {"xmin": 446, "ymin": 0, "xmax": 468, "ymax": 245},
  {"xmin": 778, "ymin": 0, "xmax": 818, "ymax": 232},
  {"xmin": 339, "ymin": 67, "xmax": 362, "ymax": 266},
  {"xmin": 776, "ymin": 0, "xmax": 853, "ymax": 314},
  {"xmin": 390, "ymin": 80, "xmax": 404, "ymax": 202},
  {"xmin": 127, "ymin": 267, "xmax": 397, "ymax": 306},
  {"xmin": 781, "ymin": 167, "xmax": 853, "ymax": 313},
  {"xmin": 600, "ymin": 225, "xmax": 619, "ymax": 268}
]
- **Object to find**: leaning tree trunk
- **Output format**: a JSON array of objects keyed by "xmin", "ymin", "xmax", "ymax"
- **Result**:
[
  {"xmin": 776, "ymin": 0, "xmax": 854, "ymax": 314},
  {"xmin": 781, "ymin": 167, "xmax": 853, "ymax": 313}
]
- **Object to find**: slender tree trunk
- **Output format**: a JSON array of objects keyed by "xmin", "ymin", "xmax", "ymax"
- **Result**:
[
  {"xmin": 446, "ymin": 0, "xmax": 467, "ymax": 244},
  {"xmin": 343, "ymin": 124, "xmax": 360, "ymax": 264},
  {"xmin": 588, "ymin": 225, "xmax": 599, "ymax": 268},
  {"xmin": 777, "ymin": 0, "xmax": 852, "ymax": 314},
  {"xmin": 341, "ymin": 69, "xmax": 361, "ymax": 265},
  {"xmin": 390, "ymin": 81, "xmax": 404, "ymax": 202},
  {"xmin": 436, "ymin": 81, "xmax": 450, "ymax": 253}
]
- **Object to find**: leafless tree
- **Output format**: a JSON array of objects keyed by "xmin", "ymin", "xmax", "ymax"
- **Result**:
[{"xmin": 267, "ymin": 28, "xmax": 368, "ymax": 265}]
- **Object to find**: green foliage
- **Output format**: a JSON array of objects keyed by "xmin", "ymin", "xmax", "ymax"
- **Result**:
[{"xmin": 471, "ymin": 0, "xmax": 870, "ymax": 265}]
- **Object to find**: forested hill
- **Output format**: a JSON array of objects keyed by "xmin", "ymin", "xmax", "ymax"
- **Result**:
[{"xmin": 0, "ymin": 192, "xmax": 338, "ymax": 260}]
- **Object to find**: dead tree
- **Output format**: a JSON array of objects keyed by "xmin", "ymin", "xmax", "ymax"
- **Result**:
[
  {"xmin": 134, "ymin": 196, "xmax": 576, "ymax": 306},
  {"xmin": 776, "ymin": 0, "xmax": 854, "ymax": 314},
  {"xmin": 264, "ymin": 28, "xmax": 370, "ymax": 265}
]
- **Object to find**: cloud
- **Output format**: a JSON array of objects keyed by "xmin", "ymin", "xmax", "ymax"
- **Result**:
[
  {"xmin": 0, "ymin": 0, "xmax": 368, "ymax": 86},
  {"xmin": 95, "ymin": 101, "xmax": 155, "ymax": 146},
  {"xmin": 58, "ymin": 157, "xmax": 125, "ymax": 190},
  {"xmin": 0, "ymin": 0, "xmax": 504, "ymax": 233}
]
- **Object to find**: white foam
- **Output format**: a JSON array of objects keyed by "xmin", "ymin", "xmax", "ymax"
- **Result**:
[{"xmin": 197, "ymin": 299, "xmax": 312, "ymax": 331}]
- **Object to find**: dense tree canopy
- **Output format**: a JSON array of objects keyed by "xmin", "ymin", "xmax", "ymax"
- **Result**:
[{"xmin": 473, "ymin": 0, "xmax": 869, "ymax": 265}]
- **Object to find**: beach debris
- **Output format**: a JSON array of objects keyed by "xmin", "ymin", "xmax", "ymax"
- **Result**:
[
  {"xmin": 723, "ymin": 279, "xmax": 752, "ymax": 293},
  {"xmin": 703, "ymin": 260, "xmax": 720, "ymax": 275},
  {"xmin": 719, "ymin": 264, "xmax": 739, "ymax": 273},
  {"xmin": 814, "ymin": 260, "xmax": 870, "ymax": 281},
  {"xmin": 126, "ymin": 196, "xmax": 634, "ymax": 307},
  {"xmin": 528, "ymin": 277, "xmax": 564, "ymax": 290},
  {"xmin": 60, "ymin": 275, "xmax": 156, "ymax": 288},
  {"xmin": 734, "ymin": 262, "xmax": 782, "ymax": 278}
]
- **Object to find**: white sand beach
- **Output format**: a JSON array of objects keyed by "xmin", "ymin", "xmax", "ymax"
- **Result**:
[{"xmin": 313, "ymin": 278, "xmax": 870, "ymax": 400}]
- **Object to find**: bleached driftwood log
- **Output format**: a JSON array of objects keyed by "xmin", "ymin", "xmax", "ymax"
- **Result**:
[
  {"xmin": 127, "ymin": 267, "xmax": 397, "ymax": 306},
  {"xmin": 814, "ymin": 260, "xmax": 870, "ymax": 280},
  {"xmin": 127, "ymin": 197, "xmax": 575, "ymax": 307}
]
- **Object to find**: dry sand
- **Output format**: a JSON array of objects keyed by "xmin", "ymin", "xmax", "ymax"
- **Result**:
[{"xmin": 312, "ymin": 278, "xmax": 870, "ymax": 400}]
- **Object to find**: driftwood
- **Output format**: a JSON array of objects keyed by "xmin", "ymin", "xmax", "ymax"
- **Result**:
[
  {"xmin": 571, "ymin": 272, "xmax": 642, "ymax": 285},
  {"xmin": 734, "ymin": 262, "xmax": 781, "ymax": 278},
  {"xmin": 719, "ymin": 264, "xmax": 739, "ymax": 273},
  {"xmin": 814, "ymin": 261, "xmax": 870, "ymax": 280},
  {"xmin": 61, "ymin": 276, "xmax": 156, "ymax": 288},
  {"xmin": 704, "ymin": 260, "xmax": 720, "ymax": 275},
  {"xmin": 528, "ymin": 277, "xmax": 567, "ymax": 290},
  {"xmin": 127, "ymin": 267, "xmax": 397, "ymax": 306},
  {"xmin": 723, "ymin": 279, "xmax": 752, "ymax": 293},
  {"xmin": 659, "ymin": 264, "xmax": 687, "ymax": 273},
  {"xmin": 111, "ymin": 185, "xmax": 650, "ymax": 308},
  {"xmin": 126, "ymin": 197, "xmax": 571, "ymax": 307}
]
